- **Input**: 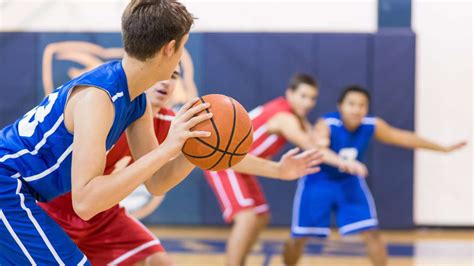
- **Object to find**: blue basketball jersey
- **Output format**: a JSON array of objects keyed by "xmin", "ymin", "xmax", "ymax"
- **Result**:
[
  {"xmin": 316, "ymin": 112, "xmax": 376, "ymax": 179},
  {"xmin": 0, "ymin": 60, "xmax": 147, "ymax": 201}
]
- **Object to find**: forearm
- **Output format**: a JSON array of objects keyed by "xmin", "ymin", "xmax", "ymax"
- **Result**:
[
  {"xmin": 73, "ymin": 147, "xmax": 172, "ymax": 220},
  {"xmin": 320, "ymin": 148, "xmax": 344, "ymax": 168},
  {"xmin": 145, "ymin": 153, "xmax": 195, "ymax": 195},
  {"xmin": 385, "ymin": 131, "xmax": 446, "ymax": 152},
  {"xmin": 231, "ymin": 154, "xmax": 282, "ymax": 179}
]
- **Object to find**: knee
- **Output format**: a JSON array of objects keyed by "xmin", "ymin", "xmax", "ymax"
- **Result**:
[
  {"xmin": 145, "ymin": 252, "xmax": 173, "ymax": 266},
  {"xmin": 257, "ymin": 213, "xmax": 270, "ymax": 226},
  {"xmin": 362, "ymin": 230, "xmax": 382, "ymax": 243}
]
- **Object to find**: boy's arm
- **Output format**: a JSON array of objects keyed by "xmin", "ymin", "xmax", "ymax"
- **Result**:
[
  {"xmin": 230, "ymin": 148, "xmax": 322, "ymax": 180},
  {"xmin": 126, "ymin": 99, "xmax": 212, "ymax": 196},
  {"xmin": 313, "ymin": 119, "xmax": 368, "ymax": 177},
  {"xmin": 374, "ymin": 118, "xmax": 467, "ymax": 152},
  {"xmin": 71, "ymin": 93, "xmax": 209, "ymax": 220}
]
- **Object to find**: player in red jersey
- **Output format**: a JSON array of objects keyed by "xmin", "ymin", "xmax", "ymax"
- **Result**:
[
  {"xmin": 39, "ymin": 69, "xmax": 322, "ymax": 265},
  {"xmin": 38, "ymin": 69, "xmax": 182, "ymax": 266},
  {"xmin": 204, "ymin": 73, "xmax": 329, "ymax": 266}
]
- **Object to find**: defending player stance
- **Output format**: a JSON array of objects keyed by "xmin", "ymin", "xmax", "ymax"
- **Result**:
[
  {"xmin": 283, "ymin": 85, "xmax": 467, "ymax": 266},
  {"xmin": 205, "ymin": 74, "xmax": 327, "ymax": 266},
  {"xmin": 0, "ymin": 1, "xmax": 203, "ymax": 264}
]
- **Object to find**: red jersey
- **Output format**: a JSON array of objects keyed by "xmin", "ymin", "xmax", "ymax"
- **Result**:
[
  {"xmin": 38, "ymin": 108, "xmax": 175, "ymax": 265},
  {"xmin": 104, "ymin": 108, "xmax": 175, "ymax": 174},
  {"xmin": 248, "ymin": 97, "xmax": 293, "ymax": 158}
]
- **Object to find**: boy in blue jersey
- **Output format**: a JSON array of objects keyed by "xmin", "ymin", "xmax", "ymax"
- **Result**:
[
  {"xmin": 0, "ymin": 1, "xmax": 207, "ymax": 265},
  {"xmin": 283, "ymin": 85, "xmax": 467, "ymax": 266}
]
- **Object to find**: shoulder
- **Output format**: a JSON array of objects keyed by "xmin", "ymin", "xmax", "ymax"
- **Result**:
[{"xmin": 322, "ymin": 112, "xmax": 342, "ymax": 127}]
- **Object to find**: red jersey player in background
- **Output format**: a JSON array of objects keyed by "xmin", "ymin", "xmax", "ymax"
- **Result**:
[
  {"xmin": 38, "ymin": 69, "xmax": 182, "ymax": 266},
  {"xmin": 204, "ymin": 73, "xmax": 341, "ymax": 266},
  {"xmin": 39, "ymin": 68, "xmax": 323, "ymax": 266}
]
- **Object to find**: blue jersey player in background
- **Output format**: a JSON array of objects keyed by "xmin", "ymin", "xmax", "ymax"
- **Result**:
[
  {"xmin": 0, "ymin": 1, "xmax": 214, "ymax": 265},
  {"xmin": 283, "ymin": 85, "xmax": 467, "ymax": 266}
]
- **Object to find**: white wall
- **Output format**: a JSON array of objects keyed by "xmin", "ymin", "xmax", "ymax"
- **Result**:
[
  {"xmin": 413, "ymin": 0, "xmax": 473, "ymax": 226},
  {"xmin": 0, "ymin": 0, "xmax": 377, "ymax": 32}
]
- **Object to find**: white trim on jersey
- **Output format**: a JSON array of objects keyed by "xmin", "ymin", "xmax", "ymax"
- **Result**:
[
  {"xmin": 155, "ymin": 113, "xmax": 175, "ymax": 121},
  {"xmin": 252, "ymin": 125, "xmax": 268, "ymax": 141},
  {"xmin": 250, "ymin": 134, "xmax": 278, "ymax": 156},
  {"xmin": 111, "ymin": 91, "xmax": 124, "ymax": 102},
  {"xmin": 15, "ymin": 179, "xmax": 65, "ymax": 265},
  {"xmin": 226, "ymin": 169, "xmax": 254, "ymax": 207},
  {"xmin": 254, "ymin": 204, "xmax": 269, "ymax": 214},
  {"xmin": 0, "ymin": 210, "xmax": 36, "ymax": 265},
  {"xmin": 362, "ymin": 117, "xmax": 376, "ymax": 125},
  {"xmin": 209, "ymin": 171, "xmax": 233, "ymax": 220},
  {"xmin": 358, "ymin": 177, "xmax": 378, "ymax": 219},
  {"xmin": 248, "ymin": 106, "xmax": 263, "ymax": 120},
  {"xmin": 324, "ymin": 117, "xmax": 343, "ymax": 127},
  {"xmin": 78, "ymin": 255, "xmax": 88, "ymax": 266},
  {"xmin": 23, "ymin": 144, "xmax": 73, "ymax": 182},
  {"xmin": 0, "ymin": 115, "xmax": 64, "ymax": 163},
  {"xmin": 291, "ymin": 176, "xmax": 331, "ymax": 236},
  {"xmin": 108, "ymin": 239, "xmax": 161, "ymax": 265},
  {"xmin": 339, "ymin": 219, "xmax": 378, "ymax": 235},
  {"xmin": 11, "ymin": 172, "xmax": 21, "ymax": 178}
]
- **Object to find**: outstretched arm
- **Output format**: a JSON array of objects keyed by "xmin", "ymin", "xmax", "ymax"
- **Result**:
[
  {"xmin": 231, "ymin": 148, "xmax": 322, "ymax": 180},
  {"xmin": 374, "ymin": 118, "xmax": 467, "ymax": 152}
]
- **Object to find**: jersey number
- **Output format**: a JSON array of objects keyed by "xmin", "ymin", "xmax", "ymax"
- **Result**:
[
  {"xmin": 339, "ymin": 148, "xmax": 358, "ymax": 161},
  {"xmin": 18, "ymin": 92, "xmax": 59, "ymax": 137}
]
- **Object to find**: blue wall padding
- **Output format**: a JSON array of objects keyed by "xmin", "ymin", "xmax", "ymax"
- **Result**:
[
  {"xmin": 0, "ymin": 31, "xmax": 416, "ymax": 228},
  {"xmin": 378, "ymin": 0, "xmax": 412, "ymax": 28},
  {"xmin": 370, "ymin": 29, "xmax": 416, "ymax": 228},
  {"xmin": 0, "ymin": 33, "xmax": 38, "ymax": 127}
]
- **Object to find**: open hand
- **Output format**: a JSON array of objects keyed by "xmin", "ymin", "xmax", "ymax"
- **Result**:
[
  {"xmin": 160, "ymin": 98, "xmax": 212, "ymax": 159},
  {"xmin": 339, "ymin": 159, "xmax": 368, "ymax": 178},
  {"xmin": 277, "ymin": 148, "xmax": 323, "ymax": 180},
  {"xmin": 443, "ymin": 140, "xmax": 468, "ymax": 153}
]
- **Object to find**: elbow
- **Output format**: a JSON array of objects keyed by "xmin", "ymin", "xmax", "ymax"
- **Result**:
[{"xmin": 72, "ymin": 196, "xmax": 95, "ymax": 221}]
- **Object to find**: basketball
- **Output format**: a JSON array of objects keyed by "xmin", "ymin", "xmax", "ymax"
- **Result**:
[{"xmin": 182, "ymin": 94, "xmax": 254, "ymax": 171}]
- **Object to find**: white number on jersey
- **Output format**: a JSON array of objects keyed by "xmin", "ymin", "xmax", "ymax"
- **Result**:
[
  {"xmin": 18, "ymin": 92, "xmax": 59, "ymax": 137},
  {"xmin": 339, "ymin": 148, "xmax": 358, "ymax": 161}
]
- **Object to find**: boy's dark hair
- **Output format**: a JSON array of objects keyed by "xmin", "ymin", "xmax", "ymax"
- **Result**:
[
  {"xmin": 288, "ymin": 73, "xmax": 319, "ymax": 91},
  {"xmin": 122, "ymin": 0, "xmax": 195, "ymax": 61},
  {"xmin": 338, "ymin": 85, "xmax": 371, "ymax": 104}
]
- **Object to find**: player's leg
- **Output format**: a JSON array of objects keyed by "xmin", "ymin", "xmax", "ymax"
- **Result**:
[
  {"xmin": 0, "ymin": 177, "xmax": 89, "ymax": 265},
  {"xmin": 284, "ymin": 176, "xmax": 333, "ymax": 265},
  {"xmin": 227, "ymin": 209, "xmax": 268, "ymax": 266},
  {"xmin": 205, "ymin": 170, "xmax": 267, "ymax": 266},
  {"xmin": 282, "ymin": 237, "xmax": 308, "ymax": 266},
  {"xmin": 360, "ymin": 229, "xmax": 387, "ymax": 266},
  {"xmin": 337, "ymin": 176, "xmax": 386, "ymax": 266}
]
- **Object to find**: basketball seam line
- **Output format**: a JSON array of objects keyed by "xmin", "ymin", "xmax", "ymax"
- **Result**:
[
  {"xmin": 206, "ymin": 97, "xmax": 238, "ymax": 170},
  {"xmin": 228, "ymin": 126, "xmax": 252, "ymax": 167}
]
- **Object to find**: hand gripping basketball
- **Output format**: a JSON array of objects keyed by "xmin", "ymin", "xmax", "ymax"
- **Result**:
[
  {"xmin": 182, "ymin": 94, "xmax": 254, "ymax": 171},
  {"xmin": 160, "ymin": 98, "xmax": 213, "ymax": 160}
]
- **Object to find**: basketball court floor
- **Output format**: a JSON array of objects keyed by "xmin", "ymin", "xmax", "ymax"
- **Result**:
[{"xmin": 149, "ymin": 227, "xmax": 473, "ymax": 266}]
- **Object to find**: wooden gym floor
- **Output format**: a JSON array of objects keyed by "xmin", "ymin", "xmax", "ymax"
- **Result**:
[{"xmin": 149, "ymin": 227, "xmax": 474, "ymax": 266}]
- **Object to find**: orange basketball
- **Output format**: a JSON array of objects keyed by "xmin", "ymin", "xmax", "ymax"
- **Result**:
[{"xmin": 182, "ymin": 94, "xmax": 254, "ymax": 171}]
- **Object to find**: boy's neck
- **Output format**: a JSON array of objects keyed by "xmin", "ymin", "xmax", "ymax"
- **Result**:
[{"xmin": 122, "ymin": 54, "xmax": 168, "ymax": 101}]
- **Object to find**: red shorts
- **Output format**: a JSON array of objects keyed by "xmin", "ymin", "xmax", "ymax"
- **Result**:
[
  {"xmin": 38, "ymin": 193, "xmax": 164, "ymax": 266},
  {"xmin": 204, "ymin": 169, "xmax": 270, "ymax": 223}
]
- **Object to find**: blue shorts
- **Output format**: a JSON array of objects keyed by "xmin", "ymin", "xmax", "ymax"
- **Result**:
[
  {"xmin": 0, "ymin": 172, "xmax": 90, "ymax": 265},
  {"xmin": 291, "ymin": 174, "xmax": 378, "ymax": 238}
]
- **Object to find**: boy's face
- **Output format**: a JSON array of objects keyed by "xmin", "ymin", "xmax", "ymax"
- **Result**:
[
  {"xmin": 147, "ymin": 66, "xmax": 181, "ymax": 109},
  {"xmin": 286, "ymin": 84, "xmax": 319, "ymax": 118},
  {"xmin": 338, "ymin": 92, "xmax": 369, "ymax": 128}
]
